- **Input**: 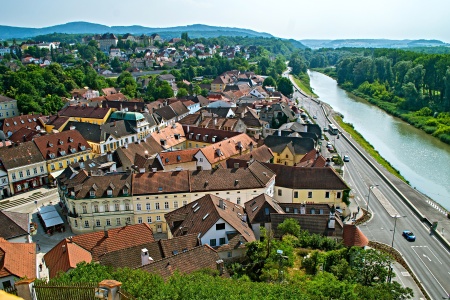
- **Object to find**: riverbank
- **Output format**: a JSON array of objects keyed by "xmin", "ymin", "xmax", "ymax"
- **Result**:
[{"xmin": 311, "ymin": 68, "xmax": 450, "ymax": 145}]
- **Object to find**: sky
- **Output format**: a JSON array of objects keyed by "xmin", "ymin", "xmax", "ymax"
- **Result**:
[{"xmin": 1, "ymin": 0, "xmax": 449, "ymax": 42}]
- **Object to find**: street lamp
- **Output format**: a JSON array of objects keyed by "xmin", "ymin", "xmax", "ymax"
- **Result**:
[
  {"xmin": 389, "ymin": 214, "xmax": 406, "ymax": 283},
  {"xmin": 366, "ymin": 184, "xmax": 379, "ymax": 212}
]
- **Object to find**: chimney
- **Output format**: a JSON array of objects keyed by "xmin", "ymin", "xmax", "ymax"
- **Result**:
[
  {"xmin": 328, "ymin": 213, "xmax": 336, "ymax": 229},
  {"xmin": 104, "ymin": 229, "xmax": 109, "ymax": 238},
  {"xmin": 186, "ymin": 125, "xmax": 190, "ymax": 133},
  {"xmin": 233, "ymin": 163, "xmax": 240, "ymax": 168},
  {"xmin": 141, "ymin": 248, "xmax": 153, "ymax": 266},
  {"xmin": 70, "ymin": 125, "xmax": 76, "ymax": 130},
  {"xmin": 219, "ymin": 199, "xmax": 224, "ymax": 209},
  {"xmin": 139, "ymin": 167, "xmax": 145, "ymax": 173},
  {"xmin": 79, "ymin": 158, "xmax": 85, "ymax": 169},
  {"xmin": 216, "ymin": 259, "xmax": 224, "ymax": 275},
  {"xmin": 152, "ymin": 168, "xmax": 157, "ymax": 172},
  {"xmin": 278, "ymin": 129, "xmax": 281, "ymax": 136},
  {"xmin": 62, "ymin": 244, "xmax": 66, "ymax": 253}
]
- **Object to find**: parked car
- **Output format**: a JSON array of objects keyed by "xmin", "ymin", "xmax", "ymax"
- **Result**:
[
  {"xmin": 323, "ymin": 127, "xmax": 328, "ymax": 132},
  {"xmin": 343, "ymin": 155, "xmax": 350, "ymax": 162},
  {"xmin": 402, "ymin": 230, "xmax": 416, "ymax": 241},
  {"xmin": 313, "ymin": 115, "xmax": 317, "ymax": 119}
]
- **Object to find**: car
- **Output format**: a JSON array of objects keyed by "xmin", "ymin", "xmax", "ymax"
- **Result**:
[
  {"xmin": 323, "ymin": 127, "xmax": 328, "ymax": 132},
  {"xmin": 402, "ymin": 230, "xmax": 416, "ymax": 241},
  {"xmin": 313, "ymin": 115, "xmax": 317, "ymax": 119},
  {"xmin": 343, "ymin": 155, "xmax": 350, "ymax": 162},
  {"xmin": 320, "ymin": 136, "xmax": 325, "ymax": 140}
]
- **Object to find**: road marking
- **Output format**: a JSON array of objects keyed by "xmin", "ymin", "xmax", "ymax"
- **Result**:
[
  {"xmin": 422, "ymin": 254, "xmax": 431, "ymax": 261},
  {"xmin": 411, "ymin": 246, "xmax": 448, "ymax": 295},
  {"xmin": 401, "ymin": 272, "xmax": 410, "ymax": 277},
  {"xmin": 427, "ymin": 248, "xmax": 443, "ymax": 265}
]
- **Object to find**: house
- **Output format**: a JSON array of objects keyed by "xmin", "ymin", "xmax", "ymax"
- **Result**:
[
  {"xmin": 33, "ymin": 130, "xmax": 93, "ymax": 181},
  {"xmin": 270, "ymin": 203, "xmax": 344, "ymax": 239},
  {"xmin": 226, "ymin": 144, "xmax": 274, "ymax": 167},
  {"xmin": 264, "ymin": 135, "xmax": 316, "ymax": 166},
  {"xmin": 153, "ymin": 101, "xmax": 189, "ymax": 127},
  {"xmin": 109, "ymin": 111, "xmax": 155, "ymax": 140},
  {"xmin": 0, "ymin": 114, "xmax": 45, "ymax": 137},
  {"xmin": 59, "ymin": 172, "xmax": 133, "ymax": 234},
  {"xmin": 0, "ymin": 141, "xmax": 47, "ymax": 195},
  {"xmin": 57, "ymin": 106, "xmax": 112, "ymax": 125},
  {"xmin": 201, "ymin": 107, "xmax": 235, "ymax": 118},
  {"xmin": 244, "ymin": 193, "xmax": 284, "ymax": 240},
  {"xmin": 259, "ymin": 103, "xmax": 296, "ymax": 126},
  {"xmin": 0, "ymin": 238, "xmax": 36, "ymax": 290},
  {"xmin": 114, "ymin": 138, "xmax": 164, "ymax": 172},
  {"xmin": 138, "ymin": 244, "xmax": 224, "ymax": 278},
  {"xmin": 150, "ymin": 123, "xmax": 186, "ymax": 151},
  {"xmin": 43, "ymin": 223, "xmax": 155, "ymax": 278},
  {"xmin": 102, "ymin": 100, "xmax": 147, "ymax": 113},
  {"xmin": 0, "ymin": 211, "xmax": 30, "ymax": 243},
  {"xmin": 98, "ymin": 33, "xmax": 118, "ymax": 52},
  {"xmin": 70, "ymin": 88, "xmax": 100, "ymax": 100},
  {"xmin": 165, "ymin": 194, "xmax": 256, "ymax": 260},
  {"xmin": 157, "ymin": 148, "xmax": 199, "ymax": 171},
  {"xmin": 8, "ymin": 127, "xmax": 42, "ymax": 144},
  {"xmin": 0, "ymin": 95, "xmax": 19, "ymax": 120},
  {"xmin": 0, "ymin": 161, "xmax": 10, "ymax": 198},
  {"xmin": 43, "ymin": 115, "xmax": 70, "ymax": 133},
  {"xmin": 262, "ymin": 163, "xmax": 350, "ymax": 216},
  {"xmin": 157, "ymin": 74, "xmax": 176, "ymax": 84},
  {"xmin": 183, "ymin": 125, "xmax": 242, "ymax": 149}
]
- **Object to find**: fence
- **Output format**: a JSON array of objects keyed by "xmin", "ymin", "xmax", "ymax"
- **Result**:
[{"xmin": 33, "ymin": 282, "xmax": 96, "ymax": 300}]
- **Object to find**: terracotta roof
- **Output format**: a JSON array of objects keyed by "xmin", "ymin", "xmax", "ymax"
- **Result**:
[
  {"xmin": 68, "ymin": 172, "xmax": 132, "ymax": 199},
  {"xmin": 228, "ymin": 145, "xmax": 274, "ymax": 164},
  {"xmin": 98, "ymin": 241, "xmax": 163, "ymax": 269},
  {"xmin": 297, "ymin": 149, "xmax": 328, "ymax": 167},
  {"xmin": 115, "ymin": 138, "xmax": 164, "ymax": 170},
  {"xmin": 102, "ymin": 87, "xmax": 118, "ymax": 96},
  {"xmin": 0, "ymin": 114, "xmax": 44, "ymax": 135},
  {"xmin": 178, "ymin": 113, "xmax": 201, "ymax": 126},
  {"xmin": 169, "ymin": 101, "xmax": 189, "ymax": 116},
  {"xmin": 7, "ymin": 127, "xmax": 42, "ymax": 143},
  {"xmin": 138, "ymin": 245, "xmax": 220, "ymax": 279},
  {"xmin": 262, "ymin": 163, "xmax": 350, "ymax": 190},
  {"xmin": 0, "ymin": 238, "xmax": 36, "ymax": 279},
  {"xmin": 43, "ymin": 238, "xmax": 92, "ymax": 278},
  {"xmin": 33, "ymin": 130, "xmax": 91, "ymax": 160},
  {"xmin": 343, "ymin": 224, "xmax": 369, "ymax": 247},
  {"xmin": 159, "ymin": 148, "xmax": 198, "ymax": 166},
  {"xmin": 165, "ymin": 194, "xmax": 255, "ymax": 243},
  {"xmin": 0, "ymin": 141, "xmax": 45, "ymax": 170},
  {"xmin": 58, "ymin": 106, "xmax": 110, "ymax": 119},
  {"xmin": 150, "ymin": 123, "xmax": 186, "ymax": 150},
  {"xmin": 244, "ymin": 194, "xmax": 284, "ymax": 224},
  {"xmin": 0, "ymin": 211, "xmax": 29, "ymax": 240},
  {"xmin": 45, "ymin": 115, "xmax": 70, "ymax": 130},
  {"xmin": 133, "ymin": 170, "xmax": 190, "ymax": 195}
]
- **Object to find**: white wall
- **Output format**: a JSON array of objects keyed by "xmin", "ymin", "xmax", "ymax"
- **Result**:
[{"xmin": 201, "ymin": 218, "xmax": 234, "ymax": 246}]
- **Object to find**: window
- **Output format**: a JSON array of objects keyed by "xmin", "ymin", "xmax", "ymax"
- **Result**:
[
  {"xmin": 147, "ymin": 217, "xmax": 152, "ymax": 223},
  {"xmin": 115, "ymin": 203, "xmax": 120, "ymax": 211},
  {"xmin": 90, "ymin": 190, "xmax": 95, "ymax": 197},
  {"xmin": 84, "ymin": 220, "xmax": 89, "ymax": 228},
  {"xmin": 116, "ymin": 218, "xmax": 121, "ymax": 225},
  {"xmin": 104, "ymin": 204, "xmax": 109, "ymax": 212},
  {"xmin": 286, "ymin": 154, "xmax": 288, "ymax": 158},
  {"xmin": 294, "ymin": 191, "xmax": 298, "ymax": 198},
  {"xmin": 138, "ymin": 217, "xmax": 143, "ymax": 224},
  {"xmin": 155, "ymin": 202, "xmax": 160, "ymax": 210},
  {"xmin": 227, "ymin": 251, "xmax": 232, "ymax": 258},
  {"xmin": 26, "ymin": 170, "xmax": 30, "ymax": 176},
  {"xmin": 183, "ymin": 200, "xmax": 187, "ymax": 206},
  {"xmin": 82, "ymin": 205, "xmax": 87, "ymax": 214},
  {"xmin": 156, "ymin": 216, "xmax": 161, "ymax": 221},
  {"xmin": 325, "ymin": 192, "xmax": 330, "ymax": 198},
  {"xmin": 264, "ymin": 207, "xmax": 270, "ymax": 215},
  {"xmin": 237, "ymin": 197, "xmax": 241, "ymax": 205},
  {"xmin": 209, "ymin": 239, "xmax": 217, "ymax": 247},
  {"xmin": 33, "ymin": 168, "xmax": 37, "ymax": 174},
  {"xmin": 107, "ymin": 189, "xmax": 113, "ymax": 196},
  {"xmin": 337, "ymin": 192, "xmax": 342, "ymax": 198},
  {"xmin": 308, "ymin": 191, "xmax": 313, "ymax": 198},
  {"xmin": 125, "ymin": 203, "xmax": 130, "ymax": 211},
  {"xmin": 19, "ymin": 171, "xmax": 23, "ymax": 178},
  {"xmin": 106, "ymin": 219, "xmax": 111, "ymax": 226},
  {"xmin": 216, "ymin": 223, "xmax": 225, "ymax": 230},
  {"xmin": 40, "ymin": 166, "xmax": 44, "ymax": 173},
  {"xmin": 136, "ymin": 203, "xmax": 142, "ymax": 211},
  {"xmin": 93, "ymin": 205, "xmax": 99, "ymax": 213},
  {"xmin": 11, "ymin": 173, "xmax": 16, "ymax": 180},
  {"xmin": 219, "ymin": 237, "xmax": 226, "ymax": 245},
  {"xmin": 278, "ymin": 189, "xmax": 282, "ymax": 196},
  {"xmin": 146, "ymin": 203, "xmax": 151, "ymax": 210},
  {"xmin": 50, "ymin": 164, "xmax": 55, "ymax": 171},
  {"xmin": 59, "ymin": 162, "xmax": 63, "ymax": 168},
  {"xmin": 126, "ymin": 217, "xmax": 131, "ymax": 224},
  {"xmin": 96, "ymin": 220, "xmax": 101, "ymax": 227},
  {"xmin": 164, "ymin": 202, "xmax": 169, "ymax": 209},
  {"xmin": 199, "ymin": 157, "xmax": 203, "ymax": 162},
  {"xmin": 173, "ymin": 201, "xmax": 178, "ymax": 208},
  {"xmin": 74, "ymin": 220, "xmax": 78, "ymax": 227}
]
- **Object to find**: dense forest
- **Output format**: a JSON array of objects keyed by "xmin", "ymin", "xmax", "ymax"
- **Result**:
[
  {"xmin": 300, "ymin": 48, "xmax": 450, "ymax": 144},
  {"xmin": 40, "ymin": 221, "xmax": 413, "ymax": 299}
]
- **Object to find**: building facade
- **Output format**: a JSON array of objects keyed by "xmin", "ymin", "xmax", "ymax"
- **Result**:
[{"xmin": 0, "ymin": 95, "xmax": 19, "ymax": 120}]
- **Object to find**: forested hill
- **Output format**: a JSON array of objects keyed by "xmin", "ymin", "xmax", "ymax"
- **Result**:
[
  {"xmin": 301, "ymin": 39, "xmax": 447, "ymax": 49},
  {"xmin": 0, "ymin": 22, "xmax": 274, "ymax": 40}
]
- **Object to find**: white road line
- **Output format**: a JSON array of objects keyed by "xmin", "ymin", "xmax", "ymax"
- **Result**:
[
  {"xmin": 426, "ymin": 247, "xmax": 443, "ymax": 265},
  {"xmin": 422, "ymin": 254, "xmax": 431, "ymax": 262},
  {"xmin": 411, "ymin": 246, "xmax": 448, "ymax": 296}
]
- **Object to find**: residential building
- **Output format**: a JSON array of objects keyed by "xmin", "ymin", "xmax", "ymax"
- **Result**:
[
  {"xmin": 151, "ymin": 123, "xmax": 186, "ymax": 151},
  {"xmin": 262, "ymin": 163, "xmax": 351, "ymax": 216},
  {"xmin": 153, "ymin": 101, "xmax": 189, "ymax": 127},
  {"xmin": 114, "ymin": 138, "xmax": 164, "ymax": 172},
  {"xmin": 0, "ymin": 141, "xmax": 47, "ymax": 195},
  {"xmin": 183, "ymin": 125, "xmax": 241, "ymax": 149},
  {"xmin": 259, "ymin": 103, "xmax": 296, "ymax": 126},
  {"xmin": 165, "ymin": 194, "xmax": 256, "ymax": 260},
  {"xmin": 109, "ymin": 111, "xmax": 155, "ymax": 140},
  {"xmin": 98, "ymin": 33, "xmax": 118, "ymax": 52},
  {"xmin": 264, "ymin": 135, "xmax": 316, "ymax": 166},
  {"xmin": 0, "ymin": 114, "xmax": 44, "ymax": 137},
  {"xmin": 43, "ymin": 223, "xmax": 154, "ymax": 278},
  {"xmin": 157, "ymin": 74, "xmax": 176, "ymax": 84},
  {"xmin": 33, "ymin": 130, "xmax": 93, "ymax": 181},
  {"xmin": 58, "ymin": 106, "xmax": 112, "ymax": 125},
  {"xmin": 59, "ymin": 172, "xmax": 133, "ymax": 234},
  {"xmin": 0, "ymin": 95, "xmax": 19, "ymax": 120},
  {"xmin": 0, "ymin": 238, "xmax": 36, "ymax": 290},
  {"xmin": 0, "ymin": 162, "xmax": 9, "ymax": 198},
  {"xmin": 0, "ymin": 211, "xmax": 30, "ymax": 243}
]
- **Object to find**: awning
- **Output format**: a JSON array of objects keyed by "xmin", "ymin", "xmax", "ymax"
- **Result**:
[
  {"xmin": 50, "ymin": 169, "xmax": 65, "ymax": 179},
  {"xmin": 38, "ymin": 205, "xmax": 64, "ymax": 228}
]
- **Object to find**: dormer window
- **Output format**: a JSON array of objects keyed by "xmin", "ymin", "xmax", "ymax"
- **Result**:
[
  {"xmin": 80, "ymin": 145, "xmax": 86, "ymax": 151},
  {"xmin": 13, "ymin": 121, "xmax": 17, "ymax": 125},
  {"xmin": 107, "ymin": 189, "xmax": 113, "ymax": 197},
  {"xmin": 70, "ymin": 148, "xmax": 76, "ymax": 153},
  {"xmin": 59, "ymin": 150, "xmax": 66, "ymax": 156},
  {"xmin": 59, "ymin": 140, "xmax": 63, "ymax": 145},
  {"xmin": 48, "ymin": 142, "xmax": 53, "ymax": 147},
  {"xmin": 123, "ymin": 188, "xmax": 129, "ymax": 195},
  {"xmin": 68, "ymin": 137, "xmax": 74, "ymax": 142},
  {"xmin": 49, "ymin": 153, "xmax": 55, "ymax": 159},
  {"xmin": 90, "ymin": 190, "xmax": 95, "ymax": 197},
  {"xmin": 20, "ymin": 120, "xmax": 24, "ymax": 124}
]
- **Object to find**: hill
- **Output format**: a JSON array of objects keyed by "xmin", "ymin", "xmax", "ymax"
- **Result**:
[
  {"xmin": 0, "ymin": 21, "xmax": 274, "ymax": 40},
  {"xmin": 300, "ymin": 38, "xmax": 448, "ymax": 49}
]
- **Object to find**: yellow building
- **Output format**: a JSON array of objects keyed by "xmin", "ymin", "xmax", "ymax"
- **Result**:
[
  {"xmin": 264, "ymin": 135, "xmax": 315, "ymax": 166},
  {"xmin": 33, "ymin": 130, "xmax": 94, "ymax": 180}
]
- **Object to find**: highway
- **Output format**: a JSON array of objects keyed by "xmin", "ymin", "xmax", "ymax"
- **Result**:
[{"xmin": 288, "ymin": 72, "xmax": 450, "ymax": 300}]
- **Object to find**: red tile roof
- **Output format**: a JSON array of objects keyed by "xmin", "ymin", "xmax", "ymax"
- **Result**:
[
  {"xmin": 132, "ymin": 171, "xmax": 190, "ymax": 195},
  {"xmin": 150, "ymin": 123, "xmax": 186, "ymax": 149},
  {"xmin": 33, "ymin": 130, "xmax": 91, "ymax": 160},
  {"xmin": 0, "ymin": 238, "xmax": 36, "ymax": 279},
  {"xmin": 159, "ymin": 148, "xmax": 199, "ymax": 166},
  {"xmin": 343, "ymin": 224, "xmax": 369, "ymax": 247},
  {"xmin": 0, "ymin": 114, "xmax": 44, "ymax": 135}
]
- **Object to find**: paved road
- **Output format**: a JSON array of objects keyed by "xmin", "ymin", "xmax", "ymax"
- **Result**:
[{"xmin": 289, "ymin": 75, "xmax": 450, "ymax": 300}]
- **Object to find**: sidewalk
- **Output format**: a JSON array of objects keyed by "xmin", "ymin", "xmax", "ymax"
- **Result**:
[{"xmin": 0, "ymin": 186, "xmax": 58, "ymax": 212}]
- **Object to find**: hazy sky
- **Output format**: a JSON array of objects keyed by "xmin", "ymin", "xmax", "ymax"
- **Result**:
[{"xmin": 1, "ymin": 0, "xmax": 449, "ymax": 42}]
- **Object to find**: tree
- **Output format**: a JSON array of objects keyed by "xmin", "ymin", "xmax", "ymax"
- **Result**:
[
  {"xmin": 277, "ymin": 218, "xmax": 300, "ymax": 237},
  {"xmin": 277, "ymin": 77, "xmax": 293, "ymax": 97},
  {"xmin": 262, "ymin": 76, "xmax": 277, "ymax": 88},
  {"xmin": 349, "ymin": 247, "xmax": 393, "ymax": 286},
  {"xmin": 176, "ymin": 88, "xmax": 188, "ymax": 98}
]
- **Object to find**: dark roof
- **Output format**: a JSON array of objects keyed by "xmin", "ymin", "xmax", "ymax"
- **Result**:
[
  {"xmin": 8, "ymin": 127, "xmax": 42, "ymax": 143},
  {"xmin": 244, "ymin": 194, "xmax": 284, "ymax": 224},
  {"xmin": 165, "ymin": 194, "xmax": 255, "ymax": 242},
  {"xmin": 58, "ymin": 106, "xmax": 110, "ymax": 119},
  {"xmin": 101, "ymin": 120, "xmax": 135, "ymax": 139},
  {"xmin": 170, "ymin": 101, "xmax": 189, "ymax": 116},
  {"xmin": 0, "ymin": 211, "xmax": 29, "ymax": 240},
  {"xmin": 33, "ymin": 130, "xmax": 91, "ymax": 160},
  {"xmin": 262, "ymin": 163, "xmax": 350, "ymax": 190},
  {"xmin": 102, "ymin": 100, "xmax": 146, "ymax": 112},
  {"xmin": 201, "ymin": 107, "xmax": 232, "ymax": 118},
  {"xmin": 115, "ymin": 138, "xmax": 164, "ymax": 170},
  {"xmin": 138, "ymin": 245, "xmax": 220, "ymax": 279},
  {"xmin": 264, "ymin": 135, "xmax": 315, "ymax": 155},
  {"xmin": 67, "ymin": 173, "xmax": 132, "ymax": 199},
  {"xmin": 0, "ymin": 141, "xmax": 45, "ymax": 170},
  {"xmin": 183, "ymin": 125, "xmax": 241, "ymax": 143},
  {"xmin": 0, "ymin": 95, "xmax": 16, "ymax": 103},
  {"xmin": 154, "ymin": 105, "xmax": 177, "ymax": 121},
  {"xmin": 158, "ymin": 74, "xmax": 176, "ymax": 81},
  {"xmin": 63, "ymin": 121, "xmax": 103, "ymax": 143},
  {"xmin": 178, "ymin": 113, "xmax": 201, "ymax": 126}
]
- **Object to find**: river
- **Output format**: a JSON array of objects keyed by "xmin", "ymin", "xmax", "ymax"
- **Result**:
[{"xmin": 308, "ymin": 70, "xmax": 450, "ymax": 210}]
